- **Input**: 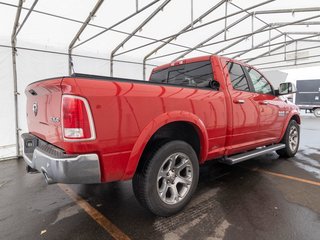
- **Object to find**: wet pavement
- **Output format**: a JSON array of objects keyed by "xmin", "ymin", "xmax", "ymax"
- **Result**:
[{"xmin": 1, "ymin": 114, "xmax": 319, "ymax": 240}]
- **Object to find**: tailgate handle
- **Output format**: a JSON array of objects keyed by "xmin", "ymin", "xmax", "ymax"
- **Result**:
[
  {"xmin": 259, "ymin": 100, "xmax": 269, "ymax": 105},
  {"xmin": 29, "ymin": 89, "xmax": 37, "ymax": 96},
  {"xmin": 233, "ymin": 99, "xmax": 245, "ymax": 104}
]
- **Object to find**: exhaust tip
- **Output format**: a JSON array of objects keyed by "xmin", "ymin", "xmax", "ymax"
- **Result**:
[
  {"xmin": 41, "ymin": 169, "xmax": 55, "ymax": 184},
  {"xmin": 26, "ymin": 165, "xmax": 40, "ymax": 174}
]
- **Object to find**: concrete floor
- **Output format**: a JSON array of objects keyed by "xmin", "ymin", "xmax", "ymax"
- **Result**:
[{"xmin": 1, "ymin": 115, "xmax": 320, "ymax": 240}]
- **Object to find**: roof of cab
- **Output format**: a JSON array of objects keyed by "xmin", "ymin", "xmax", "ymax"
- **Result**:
[
  {"xmin": 152, "ymin": 55, "xmax": 213, "ymax": 72},
  {"xmin": 151, "ymin": 54, "xmax": 262, "ymax": 77}
]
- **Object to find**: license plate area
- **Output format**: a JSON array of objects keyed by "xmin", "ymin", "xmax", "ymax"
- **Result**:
[{"xmin": 21, "ymin": 133, "xmax": 39, "ymax": 159}]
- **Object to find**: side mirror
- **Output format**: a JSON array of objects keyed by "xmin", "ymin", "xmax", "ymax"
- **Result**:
[
  {"xmin": 277, "ymin": 82, "xmax": 296, "ymax": 96},
  {"xmin": 209, "ymin": 80, "xmax": 220, "ymax": 90}
]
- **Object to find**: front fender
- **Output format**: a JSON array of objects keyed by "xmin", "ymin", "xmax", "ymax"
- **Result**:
[{"xmin": 122, "ymin": 111, "xmax": 209, "ymax": 180}]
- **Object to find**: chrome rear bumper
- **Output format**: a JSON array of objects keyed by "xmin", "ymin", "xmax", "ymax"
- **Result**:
[{"xmin": 21, "ymin": 133, "xmax": 101, "ymax": 184}]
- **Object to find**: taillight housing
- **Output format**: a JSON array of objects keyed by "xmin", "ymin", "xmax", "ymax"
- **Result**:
[{"xmin": 62, "ymin": 95, "xmax": 96, "ymax": 141}]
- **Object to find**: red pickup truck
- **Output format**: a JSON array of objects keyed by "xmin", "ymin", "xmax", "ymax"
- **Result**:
[{"xmin": 22, "ymin": 55, "xmax": 300, "ymax": 216}]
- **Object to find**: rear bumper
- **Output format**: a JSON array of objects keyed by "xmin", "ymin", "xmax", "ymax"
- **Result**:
[{"xmin": 21, "ymin": 133, "xmax": 101, "ymax": 184}]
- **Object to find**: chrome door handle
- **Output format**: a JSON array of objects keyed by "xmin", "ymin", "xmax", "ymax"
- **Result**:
[
  {"xmin": 233, "ymin": 99, "xmax": 245, "ymax": 104},
  {"xmin": 260, "ymin": 100, "xmax": 269, "ymax": 105}
]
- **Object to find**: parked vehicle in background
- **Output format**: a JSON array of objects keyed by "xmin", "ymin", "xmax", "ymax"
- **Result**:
[
  {"xmin": 22, "ymin": 55, "xmax": 300, "ymax": 216},
  {"xmin": 295, "ymin": 79, "xmax": 320, "ymax": 117}
]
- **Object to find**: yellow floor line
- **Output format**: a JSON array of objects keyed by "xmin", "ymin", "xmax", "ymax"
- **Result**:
[
  {"xmin": 251, "ymin": 168, "xmax": 320, "ymax": 187},
  {"xmin": 58, "ymin": 184, "xmax": 131, "ymax": 240}
]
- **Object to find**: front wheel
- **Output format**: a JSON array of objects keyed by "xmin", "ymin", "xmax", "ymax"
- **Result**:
[
  {"xmin": 132, "ymin": 140, "xmax": 199, "ymax": 217},
  {"xmin": 314, "ymin": 108, "xmax": 320, "ymax": 118},
  {"xmin": 276, "ymin": 120, "xmax": 300, "ymax": 158}
]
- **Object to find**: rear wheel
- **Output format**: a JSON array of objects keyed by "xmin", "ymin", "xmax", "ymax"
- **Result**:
[
  {"xmin": 314, "ymin": 108, "xmax": 320, "ymax": 118},
  {"xmin": 276, "ymin": 120, "xmax": 300, "ymax": 158},
  {"xmin": 132, "ymin": 140, "xmax": 199, "ymax": 217}
]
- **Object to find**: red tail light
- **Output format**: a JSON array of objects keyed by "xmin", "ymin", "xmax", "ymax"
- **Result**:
[{"xmin": 62, "ymin": 95, "xmax": 96, "ymax": 141}]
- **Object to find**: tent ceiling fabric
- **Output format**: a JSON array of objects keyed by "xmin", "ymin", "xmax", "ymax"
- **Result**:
[{"xmin": 1, "ymin": 0, "xmax": 320, "ymax": 75}]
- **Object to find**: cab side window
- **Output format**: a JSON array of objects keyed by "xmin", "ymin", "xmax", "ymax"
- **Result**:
[
  {"xmin": 245, "ymin": 67, "xmax": 273, "ymax": 95},
  {"xmin": 149, "ymin": 68, "xmax": 168, "ymax": 83},
  {"xmin": 150, "ymin": 61, "xmax": 214, "ymax": 89},
  {"xmin": 227, "ymin": 62, "xmax": 250, "ymax": 91},
  {"xmin": 167, "ymin": 61, "xmax": 214, "ymax": 88}
]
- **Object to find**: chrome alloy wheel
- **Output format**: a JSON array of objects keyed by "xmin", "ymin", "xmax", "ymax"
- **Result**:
[
  {"xmin": 157, "ymin": 153, "xmax": 193, "ymax": 205},
  {"xmin": 289, "ymin": 125, "xmax": 299, "ymax": 152}
]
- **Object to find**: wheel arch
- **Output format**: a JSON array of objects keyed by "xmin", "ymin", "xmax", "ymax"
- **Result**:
[
  {"xmin": 122, "ymin": 111, "xmax": 209, "ymax": 180},
  {"xmin": 279, "ymin": 111, "xmax": 301, "ymax": 141},
  {"xmin": 290, "ymin": 114, "xmax": 301, "ymax": 125}
]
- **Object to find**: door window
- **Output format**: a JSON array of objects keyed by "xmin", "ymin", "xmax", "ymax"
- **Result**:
[
  {"xmin": 227, "ymin": 62, "xmax": 250, "ymax": 91},
  {"xmin": 246, "ymin": 67, "xmax": 273, "ymax": 95}
]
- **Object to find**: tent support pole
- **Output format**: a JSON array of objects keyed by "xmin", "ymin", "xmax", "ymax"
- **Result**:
[
  {"xmin": 12, "ymin": 0, "xmax": 39, "ymax": 40},
  {"xmin": 148, "ymin": 13, "xmax": 320, "ymax": 62},
  {"xmin": 255, "ymin": 51, "xmax": 320, "ymax": 68},
  {"xmin": 243, "ymin": 33, "xmax": 320, "ymax": 63},
  {"xmin": 72, "ymin": 0, "xmax": 160, "ymax": 50},
  {"xmin": 251, "ymin": 13, "xmax": 254, "ymax": 47},
  {"xmin": 240, "ymin": 33, "xmax": 320, "ymax": 62},
  {"xmin": 11, "ymin": 0, "xmax": 23, "ymax": 157},
  {"xmin": 172, "ymin": 13, "xmax": 252, "ymax": 61},
  {"xmin": 284, "ymin": 34, "xmax": 287, "ymax": 60},
  {"xmin": 231, "ymin": 32, "xmax": 283, "ymax": 58},
  {"xmin": 172, "ymin": 0, "xmax": 275, "ymax": 61},
  {"xmin": 110, "ymin": 0, "xmax": 171, "ymax": 77},
  {"xmin": 224, "ymin": 0, "xmax": 228, "ymax": 40},
  {"xmin": 191, "ymin": 0, "xmax": 194, "ymax": 28},
  {"xmin": 295, "ymin": 41, "xmax": 298, "ymax": 65},
  {"xmin": 11, "ymin": 0, "xmax": 39, "ymax": 157},
  {"xmin": 120, "ymin": 0, "xmax": 275, "ymax": 62},
  {"xmin": 213, "ymin": 25, "xmax": 269, "ymax": 55},
  {"xmin": 68, "ymin": 0, "xmax": 105, "ymax": 75},
  {"xmin": 142, "ymin": 0, "xmax": 226, "ymax": 80}
]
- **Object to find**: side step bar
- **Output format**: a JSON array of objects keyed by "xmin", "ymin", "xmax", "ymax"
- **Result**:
[{"xmin": 219, "ymin": 144, "xmax": 286, "ymax": 165}]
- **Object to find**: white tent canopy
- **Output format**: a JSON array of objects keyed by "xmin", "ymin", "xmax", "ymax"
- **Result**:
[{"xmin": 1, "ymin": 0, "xmax": 320, "ymax": 159}]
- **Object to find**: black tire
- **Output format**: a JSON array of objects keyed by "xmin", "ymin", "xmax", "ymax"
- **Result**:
[
  {"xmin": 132, "ymin": 140, "xmax": 199, "ymax": 217},
  {"xmin": 276, "ymin": 120, "xmax": 300, "ymax": 158},
  {"xmin": 314, "ymin": 108, "xmax": 320, "ymax": 118}
]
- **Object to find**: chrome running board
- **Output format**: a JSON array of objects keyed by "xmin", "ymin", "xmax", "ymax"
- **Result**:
[{"xmin": 220, "ymin": 144, "xmax": 285, "ymax": 165}]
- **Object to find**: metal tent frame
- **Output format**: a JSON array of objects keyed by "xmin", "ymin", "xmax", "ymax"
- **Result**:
[{"xmin": 6, "ymin": 0, "xmax": 320, "ymax": 157}]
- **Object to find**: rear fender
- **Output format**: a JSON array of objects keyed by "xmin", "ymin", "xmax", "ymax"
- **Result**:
[{"xmin": 122, "ymin": 111, "xmax": 209, "ymax": 180}]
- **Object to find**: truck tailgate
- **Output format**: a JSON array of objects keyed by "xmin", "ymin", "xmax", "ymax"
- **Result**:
[{"xmin": 25, "ymin": 78, "xmax": 63, "ymax": 145}]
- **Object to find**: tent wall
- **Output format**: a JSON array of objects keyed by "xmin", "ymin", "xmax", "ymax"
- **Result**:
[
  {"xmin": 0, "ymin": 46, "xmax": 15, "ymax": 159},
  {"xmin": 0, "ymin": 41, "xmax": 153, "ymax": 160},
  {"xmin": 2, "ymin": 0, "xmax": 320, "ymax": 160}
]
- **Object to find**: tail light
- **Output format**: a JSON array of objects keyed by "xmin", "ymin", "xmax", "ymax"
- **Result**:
[{"xmin": 62, "ymin": 95, "xmax": 96, "ymax": 141}]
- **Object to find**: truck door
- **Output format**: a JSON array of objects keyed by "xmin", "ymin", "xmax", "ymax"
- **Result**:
[
  {"xmin": 225, "ymin": 61, "xmax": 260, "ymax": 155},
  {"xmin": 244, "ymin": 67, "xmax": 286, "ymax": 143}
]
